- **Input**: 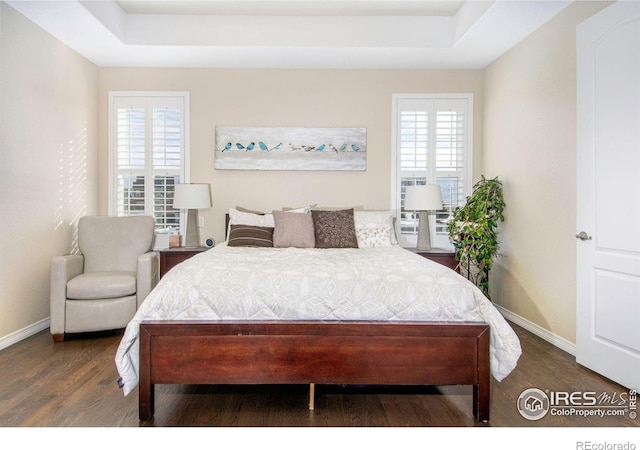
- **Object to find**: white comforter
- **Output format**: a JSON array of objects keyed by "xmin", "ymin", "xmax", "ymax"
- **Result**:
[{"xmin": 115, "ymin": 245, "xmax": 521, "ymax": 395}]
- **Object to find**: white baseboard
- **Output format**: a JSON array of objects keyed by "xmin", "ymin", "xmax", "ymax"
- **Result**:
[
  {"xmin": 494, "ymin": 304, "xmax": 577, "ymax": 356},
  {"xmin": 0, "ymin": 318, "xmax": 50, "ymax": 352}
]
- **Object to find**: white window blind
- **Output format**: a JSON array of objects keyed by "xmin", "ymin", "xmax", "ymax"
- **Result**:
[
  {"xmin": 109, "ymin": 93, "xmax": 189, "ymax": 234},
  {"xmin": 393, "ymin": 95, "xmax": 472, "ymax": 248}
]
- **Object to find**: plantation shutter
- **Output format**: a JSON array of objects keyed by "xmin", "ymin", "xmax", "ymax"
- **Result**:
[
  {"xmin": 110, "ymin": 94, "xmax": 188, "ymax": 233},
  {"xmin": 116, "ymin": 107, "xmax": 146, "ymax": 217},
  {"xmin": 433, "ymin": 99, "xmax": 467, "ymax": 236},
  {"xmin": 394, "ymin": 95, "xmax": 471, "ymax": 248}
]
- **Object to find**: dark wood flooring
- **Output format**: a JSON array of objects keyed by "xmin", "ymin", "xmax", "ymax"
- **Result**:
[{"xmin": 0, "ymin": 322, "xmax": 637, "ymax": 429}]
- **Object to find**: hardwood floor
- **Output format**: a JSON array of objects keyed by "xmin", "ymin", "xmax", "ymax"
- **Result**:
[{"xmin": 0, "ymin": 322, "xmax": 637, "ymax": 428}]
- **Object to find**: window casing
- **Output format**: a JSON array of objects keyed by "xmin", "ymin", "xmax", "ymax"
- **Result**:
[
  {"xmin": 391, "ymin": 94, "xmax": 472, "ymax": 249},
  {"xmin": 108, "ymin": 92, "xmax": 189, "ymax": 238}
]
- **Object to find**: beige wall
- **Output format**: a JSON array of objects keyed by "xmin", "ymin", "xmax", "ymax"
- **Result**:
[
  {"xmin": 0, "ymin": 3, "xmax": 98, "ymax": 340},
  {"xmin": 98, "ymin": 69, "xmax": 484, "ymax": 244},
  {"xmin": 483, "ymin": 1, "xmax": 610, "ymax": 344},
  {"xmin": 1, "ymin": 0, "xmax": 613, "ymax": 348}
]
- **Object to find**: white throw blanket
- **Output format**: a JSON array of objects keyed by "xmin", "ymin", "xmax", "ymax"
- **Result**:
[{"xmin": 115, "ymin": 245, "xmax": 521, "ymax": 395}]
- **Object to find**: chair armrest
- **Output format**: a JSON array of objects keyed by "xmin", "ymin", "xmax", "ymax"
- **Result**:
[
  {"xmin": 50, "ymin": 254, "xmax": 84, "ymax": 335},
  {"xmin": 136, "ymin": 251, "xmax": 159, "ymax": 308}
]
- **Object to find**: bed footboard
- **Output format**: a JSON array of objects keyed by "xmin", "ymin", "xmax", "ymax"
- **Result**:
[{"xmin": 138, "ymin": 321, "xmax": 490, "ymax": 422}]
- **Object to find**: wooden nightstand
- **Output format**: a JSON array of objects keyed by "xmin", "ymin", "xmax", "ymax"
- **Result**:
[
  {"xmin": 159, "ymin": 247, "xmax": 209, "ymax": 278},
  {"xmin": 405, "ymin": 247, "xmax": 458, "ymax": 272}
]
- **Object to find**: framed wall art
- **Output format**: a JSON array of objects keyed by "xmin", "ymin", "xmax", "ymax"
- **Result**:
[{"xmin": 214, "ymin": 127, "xmax": 367, "ymax": 171}]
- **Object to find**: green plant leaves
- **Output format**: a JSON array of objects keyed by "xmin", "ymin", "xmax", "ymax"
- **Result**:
[{"xmin": 447, "ymin": 175, "xmax": 505, "ymax": 300}]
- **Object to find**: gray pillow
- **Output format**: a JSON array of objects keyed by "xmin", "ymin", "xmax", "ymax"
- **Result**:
[{"xmin": 272, "ymin": 210, "xmax": 316, "ymax": 248}]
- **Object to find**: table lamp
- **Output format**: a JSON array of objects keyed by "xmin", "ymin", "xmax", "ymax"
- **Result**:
[
  {"xmin": 173, "ymin": 183, "xmax": 212, "ymax": 248},
  {"xmin": 404, "ymin": 184, "xmax": 443, "ymax": 251}
]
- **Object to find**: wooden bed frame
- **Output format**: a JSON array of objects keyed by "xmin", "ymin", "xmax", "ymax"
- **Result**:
[{"xmin": 138, "ymin": 320, "xmax": 491, "ymax": 422}]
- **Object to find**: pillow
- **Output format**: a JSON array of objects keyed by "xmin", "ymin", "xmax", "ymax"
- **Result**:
[
  {"xmin": 228, "ymin": 208, "xmax": 274, "ymax": 236},
  {"xmin": 311, "ymin": 209, "xmax": 359, "ymax": 249},
  {"xmin": 356, "ymin": 226, "xmax": 393, "ymax": 248},
  {"xmin": 272, "ymin": 210, "xmax": 316, "ymax": 248},
  {"xmin": 354, "ymin": 210, "xmax": 398, "ymax": 244},
  {"xmin": 227, "ymin": 225, "xmax": 274, "ymax": 247},
  {"xmin": 282, "ymin": 204, "xmax": 316, "ymax": 213},
  {"xmin": 235, "ymin": 206, "xmax": 264, "ymax": 215},
  {"xmin": 313, "ymin": 205, "xmax": 364, "ymax": 211},
  {"xmin": 229, "ymin": 208, "xmax": 274, "ymax": 226}
]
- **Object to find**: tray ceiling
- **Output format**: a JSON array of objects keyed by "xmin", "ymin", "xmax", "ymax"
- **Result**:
[{"xmin": 6, "ymin": 0, "xmax": 571, "ymax": 69}]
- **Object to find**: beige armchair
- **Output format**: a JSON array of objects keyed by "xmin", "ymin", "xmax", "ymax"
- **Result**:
[{"xmin": 50, "ymin": 215, "xmax": 159, "ymax": 342}]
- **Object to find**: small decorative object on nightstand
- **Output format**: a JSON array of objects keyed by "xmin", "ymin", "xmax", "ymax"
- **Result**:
[
  {"xmin": 159, "ymin": 247, "xmax": 209, "ymax": 278},
  {"xmin": 405, "ymin": 247, "xmax": 458, "ymax": 272}
]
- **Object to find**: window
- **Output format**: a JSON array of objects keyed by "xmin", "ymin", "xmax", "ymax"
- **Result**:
[
  {"xmin": 108, "ymin": 92, "xmax": 189, "ymax": 237},
  {"xmin": 391, "ymin": 94, "xmax": 472, "ymax": 249}
]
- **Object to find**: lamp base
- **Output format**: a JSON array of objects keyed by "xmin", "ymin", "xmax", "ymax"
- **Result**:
[
  {"xmin": 184, "ymin": 209, "xmax": 201, "ymax": 248},
  {"xmin": 416, "ymin": 211, "xmax": 432, "ymax": 251}
]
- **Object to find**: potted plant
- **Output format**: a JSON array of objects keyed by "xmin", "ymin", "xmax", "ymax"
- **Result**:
[{"xmin": 447, "ymin": 175, "xmax": 505, "ymax": 300}]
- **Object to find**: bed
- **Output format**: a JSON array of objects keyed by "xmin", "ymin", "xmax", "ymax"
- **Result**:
[{"xmin": 115, "ymin": 208, "xmax": 521, "ymax": 422}]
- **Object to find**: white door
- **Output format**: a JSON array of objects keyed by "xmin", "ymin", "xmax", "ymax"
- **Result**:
[{"xmin": 576, "ymin": 1, "xmax": 640, "ymax": 391}]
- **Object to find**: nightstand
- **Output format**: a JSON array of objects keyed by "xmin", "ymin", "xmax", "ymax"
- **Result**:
[
  {"xmin": 405, "ymin": 247, "xmax": 458, "ymax": 272},
  {"xmin": 159, "ymin": 247, "xmax": 209, "ymax": 278}
]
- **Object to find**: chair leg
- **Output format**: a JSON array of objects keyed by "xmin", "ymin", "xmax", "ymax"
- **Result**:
[{"xmin": 51, "ymin": 333, "xmax": 65, "ymax": 343}]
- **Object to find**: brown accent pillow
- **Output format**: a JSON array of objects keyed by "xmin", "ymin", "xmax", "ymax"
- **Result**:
[
  {"xmin": 272, "ymin": 210, "xmax": 316, "ymax": 248},
  {"xmin": 227, "ymin": 224, "xmax": 274, "ymax": 247},
  {"xmin": 311, "ymin": 209, "xmax": 359, "ymax": 248}
]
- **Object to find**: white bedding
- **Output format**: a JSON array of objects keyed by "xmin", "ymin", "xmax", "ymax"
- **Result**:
[{"xmin": 115, "ymin": 245, "xmax": 521, "ymax": 395}]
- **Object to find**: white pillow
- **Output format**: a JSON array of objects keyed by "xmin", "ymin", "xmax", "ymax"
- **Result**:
[
  {"xmin": 354, "ymin": 210, "xmax": 398, "ymax": 244},
  {"xmin": 356, "ymin": 226, "xmax": 393, "ymax": 248},
  {"xmin": 227, "ymin": 208, "xmax": 275, "ymax": 240},
  {"xmin": 282, "ymin": 205, "xmax": 313, "ymax": 213}
]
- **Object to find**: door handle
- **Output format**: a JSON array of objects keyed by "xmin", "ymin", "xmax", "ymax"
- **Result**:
[{"xmin": 575, "ymin": 231, "xmax": 592, "ymax": 241}]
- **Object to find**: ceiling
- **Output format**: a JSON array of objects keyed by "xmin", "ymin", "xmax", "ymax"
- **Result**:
[{"xmin": 6, "ymin": 0, "xmax": 571, "ymax": 69}]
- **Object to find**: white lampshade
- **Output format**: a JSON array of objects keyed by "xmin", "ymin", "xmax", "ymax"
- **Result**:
[
  {"xmin": 172, "ymin": 183, "xmax": 212, "ymax": 248},
  {"xmin": 173, "ymin": 184, "xmax": 211, "ymax": 209},
  {"xmin": 404, "ymin": 184, "xmax": 443, "ymax": 211}
]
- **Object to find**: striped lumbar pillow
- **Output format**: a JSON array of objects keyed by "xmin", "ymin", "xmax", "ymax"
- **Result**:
[{"xmin": 227, "ymin": 224, "xmax": 274, "ymax": 247}]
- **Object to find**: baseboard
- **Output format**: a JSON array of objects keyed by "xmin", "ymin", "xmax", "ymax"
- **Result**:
[
  {"xmin": 494, "ymin": 304, "xmax": 577, "ymax": 356},
  {"xmin": 0, "ymin": 318, "xmax": 50, "ymax": 352}
]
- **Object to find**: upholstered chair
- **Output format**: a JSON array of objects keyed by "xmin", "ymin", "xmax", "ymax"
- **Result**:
[{"xmin": 50, "ymin": 215, "xmax": 159, "ymax": 342}]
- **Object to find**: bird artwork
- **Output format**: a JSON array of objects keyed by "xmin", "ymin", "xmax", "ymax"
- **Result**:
[{"xmin": 215, "ymin": 127, "xmax": 366, "ymax": 170}]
